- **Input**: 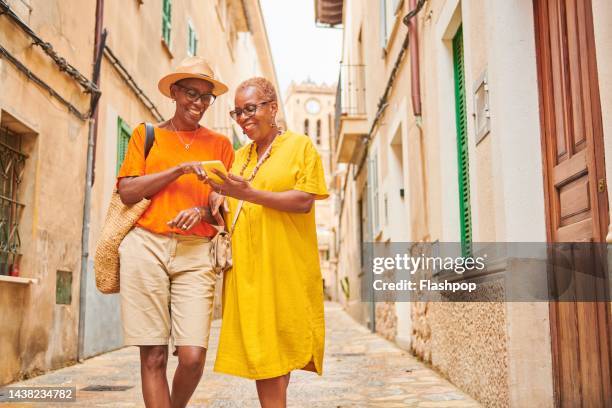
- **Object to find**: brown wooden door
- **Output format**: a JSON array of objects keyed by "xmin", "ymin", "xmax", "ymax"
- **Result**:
[{"xmin": 533, "ymin": 0, "xmax": 612, "ymax": 406}]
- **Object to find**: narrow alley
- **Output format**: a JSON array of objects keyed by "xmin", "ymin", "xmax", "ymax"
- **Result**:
[{"xmin": 3, "ymin": 303, "xmax": 480, "ymax": 407}]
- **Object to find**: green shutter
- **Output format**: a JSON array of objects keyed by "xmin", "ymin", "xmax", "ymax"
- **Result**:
[
  {"xmin": 232, "ymin": 127, "xmax": 242, "ymax": 150},
  {"xmin": 188, "ymin": 23, "xmax": 197, "ymax": 56},
  {"xmin": 340, "ymin": 276, "xmax": 350, "ymax": 300},
  {"xmin": 162, "ymin": 0, "xmax": 172, "ymax": 45},
  {"xmin": 452, "ymin": 26, "xmax": 472, "ymax": 256},
  {"xmin": 116, "ymin": 117, "xmax": 132, "ymax": 174}
]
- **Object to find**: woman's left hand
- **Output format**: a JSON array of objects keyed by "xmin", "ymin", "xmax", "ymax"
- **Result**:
[
  {"xmin": 167, "ymin": 207, "xmax": 203, "ymax": 231},
  {"xmin": 207, "ymin": 169, "xmax": 253, "ymax": 201}
]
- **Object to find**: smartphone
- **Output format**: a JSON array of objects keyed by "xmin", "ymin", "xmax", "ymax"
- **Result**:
[{"xmin": 200, "ymin": 160, "xmax": 227, "ymax": 183}]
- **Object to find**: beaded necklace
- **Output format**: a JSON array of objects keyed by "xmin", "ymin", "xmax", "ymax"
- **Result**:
[{"xmin": 239, "ymin": 131, "xmax": 281, "ymax": 182}]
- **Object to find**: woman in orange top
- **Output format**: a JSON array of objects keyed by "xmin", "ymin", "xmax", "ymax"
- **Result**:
[{"xmin": 116, "ymin": 57, "xmax": 234, "ymax": 408}]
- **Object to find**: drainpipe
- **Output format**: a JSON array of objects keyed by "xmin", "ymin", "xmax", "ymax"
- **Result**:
[
  {"xmin": 406, "ymin": 0, "xmax": 422, "ymax": 117},
  {"xmin": 78, "ymin": 0, "xmax": 105, "ymax": 362},
  {"xmin": 404, "ymin": 0, "xmax": 429, "ymax": 240}
]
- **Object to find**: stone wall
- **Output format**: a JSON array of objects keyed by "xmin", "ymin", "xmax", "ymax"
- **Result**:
[
  {"xmin": 375, "ymin": 301, "xmax": 397, "ymax": 341},
  {"xmin": 412, "ymin": 301, "xmax": 509, "ymax": 408}
]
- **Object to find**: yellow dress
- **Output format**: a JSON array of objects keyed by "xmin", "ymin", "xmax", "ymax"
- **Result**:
[{"xmin": 214, "ymin": 130, "xmax": 329, "ymax": 380}]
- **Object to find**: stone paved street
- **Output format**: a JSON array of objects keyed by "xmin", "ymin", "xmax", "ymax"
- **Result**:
[{"xmin": 3, "ymin": 303, "xmax": 481, "ymax": 407}]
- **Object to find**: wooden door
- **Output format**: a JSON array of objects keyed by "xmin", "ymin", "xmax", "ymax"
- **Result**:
[{"xmin": 533, "ymin": 0, "xmax": 611, "ymax": 406}]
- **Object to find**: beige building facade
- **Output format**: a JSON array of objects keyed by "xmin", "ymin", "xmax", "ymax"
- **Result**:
[
  {"xmin": 0, "ymin": 0, "xmax": 282, "ymax": 385},
  {"xmin": 0, "ymin": 0, "xmax": 96, "ymax": 386},
  {"xmin": 321, "ymin": 0, "xmax": 612, "ymax": 406},
  {"xmin": 284, "ymin": 80, "xmax": 338, "ymax": 299}
]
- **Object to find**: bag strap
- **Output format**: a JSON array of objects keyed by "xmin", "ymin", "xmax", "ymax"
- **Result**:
[
  {"xmin": 144, "ymin": 122, "xmax": 155, "ymax": 159},
  {"xmin": 113, "ymin": 123, "xmax": 155, "ymax": 195},
  {"xmin": 227, "ymin": 141, "xmax": 274, "ymax": 235},
  {"xmin": 228, "ymin": 200, "xmax": 244, "ymax": 235}
]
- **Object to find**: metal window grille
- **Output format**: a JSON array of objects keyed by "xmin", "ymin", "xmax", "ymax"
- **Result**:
[{"xmin": 0, "ymin": 127, "xmax": 27, "ymax": 276}]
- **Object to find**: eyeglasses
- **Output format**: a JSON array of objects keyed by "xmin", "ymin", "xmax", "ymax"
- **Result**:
[
  {"xmin": 229, "ymin": 101, "xmax": 272, "ymax": 121},
  {"xmin": 173, "ymin": 84, "xmax": 216, "ymax": 105}
]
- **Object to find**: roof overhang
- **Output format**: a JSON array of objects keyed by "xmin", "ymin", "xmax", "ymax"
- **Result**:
[{"xmin": 315, "ymin": 0, "xmax": 343, "ymax": 27}]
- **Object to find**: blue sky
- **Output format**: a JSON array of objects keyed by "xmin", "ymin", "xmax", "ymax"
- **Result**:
[{"xmin": 260, "ymin": 0, "xmax": 343, "ymax": 99}]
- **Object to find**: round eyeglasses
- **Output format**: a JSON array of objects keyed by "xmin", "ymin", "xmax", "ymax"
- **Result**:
[
  {"xmin": 174, "ymin": 84, "xmax": 216, "ymax": 105},
  {"xmin": 229, "ymin": 101, "xmax": 272, "ymax": 121}
]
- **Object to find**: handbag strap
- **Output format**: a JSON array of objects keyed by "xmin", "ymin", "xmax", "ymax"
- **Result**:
[
  {"xmin": 113, "ymin": 123, "xmax": 155, "ymax": 195},
  {"xmin": 228, "ymin": 200, "xmax": 244, "ymax": 235},
  {"xmin": 144, "ymin": 122, "xmax": 155, "ymax": 159},
  {"xmin": 227, "ymin": 141, "xmax": 274, "ymax": 235}
]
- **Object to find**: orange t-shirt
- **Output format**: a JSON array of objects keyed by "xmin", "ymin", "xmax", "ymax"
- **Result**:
[{"xmin": 117, "ymin": 124, "xmax": 234, "ymax": 237}]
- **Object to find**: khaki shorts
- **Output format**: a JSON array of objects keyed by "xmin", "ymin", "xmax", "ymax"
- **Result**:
[{"xmin": 119, "ymin": 227, "xmax": 216, "ymax": 348}]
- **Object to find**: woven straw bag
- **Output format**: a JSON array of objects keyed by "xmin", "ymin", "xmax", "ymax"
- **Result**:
[
  {"xmin": 94, "ymin": 123, "xmax": 155, "ymax": 294},
  {"xmin": 94, "ymin": 194, "xmax": 150, "ymax": 293}
]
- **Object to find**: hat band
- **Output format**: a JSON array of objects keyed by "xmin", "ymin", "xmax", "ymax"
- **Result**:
[{"xmin": 172, "ymin": 72, "xmax": 216, "ymax": 84}]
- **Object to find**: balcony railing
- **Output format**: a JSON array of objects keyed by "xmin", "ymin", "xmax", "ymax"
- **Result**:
[
  {"xmin": 339, "ymin": 64, "xmax": 366, "ymax": 117},
  {"xmin": 333, "ymin": 64, "xmax": 368, "ymax": 164}
]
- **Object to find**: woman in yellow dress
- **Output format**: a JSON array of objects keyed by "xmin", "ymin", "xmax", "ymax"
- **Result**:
[{"xmin": 207, "ymin": 77, "xmax": 328, "ymax": 407}]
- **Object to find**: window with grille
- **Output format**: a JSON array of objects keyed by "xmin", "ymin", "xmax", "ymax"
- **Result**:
[
  {"xmin": 316, "ymin": 119, "xmax": 321, "ymax": 145},
  {"xmin": 116, "ymin": 117, "xmax": 131, "ymax": 174},
  {"xmin": 187, "ymin": 22, "xmax": 198, "ymax": 56},
  {"xmin": 0, "ymin": 127, "xmax": 26, "ymax": 276},
  {"xmin": 162, "ymin": 0, "xmax": 172, "ymax": 46},
  {"xmin": 452, "ymin": 26, "xmax": 472, "ymax": 256},
  {"xmin": 319, "ymin": 249, "xmax": 330, "ymax": 261},
  {"xmin": 379, "ymin": 0, "xmax": 402, "ymax": 50},
  {"xmin": 379, "ymin": 0, "xmax": 388, "ymax": 49},
  {"xmin": 304, "ymin": 119, "xmax": 310, "ymax": 136}
]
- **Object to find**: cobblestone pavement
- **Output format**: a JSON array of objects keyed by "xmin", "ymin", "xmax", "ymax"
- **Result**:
[{"xmin": 3, "ymin": 303, "xmax": 481, "ymax": 407}]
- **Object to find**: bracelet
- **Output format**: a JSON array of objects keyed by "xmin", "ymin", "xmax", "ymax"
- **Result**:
[{"xmin": 193, "ymin": 207, "xmax": 203, "ymax": 220}]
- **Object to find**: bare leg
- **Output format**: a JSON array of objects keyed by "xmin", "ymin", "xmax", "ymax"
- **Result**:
[
  {"xmin": 140, "ymin": 345, "xmax": 171, "ymax": 408},
  {"xmin": 255, "ymin": 373, "xmax": 291, "ymax": 408},
  {"xmin": 170, "ymin": 346, "xmax": 206, "ymax": 408}
]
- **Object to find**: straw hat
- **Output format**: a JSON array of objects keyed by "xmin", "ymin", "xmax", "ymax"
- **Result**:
[{"xmin": 158, "ymin": 56, "xmax": 229, "ymax": 98}]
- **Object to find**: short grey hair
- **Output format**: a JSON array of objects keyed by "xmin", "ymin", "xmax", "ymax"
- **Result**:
[{"xmin": 236, "ymin": 77, "xmax": 277, "ymax": 102}]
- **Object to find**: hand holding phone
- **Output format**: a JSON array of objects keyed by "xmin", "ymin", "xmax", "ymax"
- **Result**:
[{"xmin": 200, "ymin": 160, "xmax": 228, "ymax": 184}]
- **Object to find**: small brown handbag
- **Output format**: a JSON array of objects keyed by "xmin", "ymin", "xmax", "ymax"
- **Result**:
[
  {"xmin": 209, "ymin": 200, "xmax": 243, "ymax": 274},
  {"xmin": 94, "ymin": 123, "xmax": 155, "ymax": 294}
]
